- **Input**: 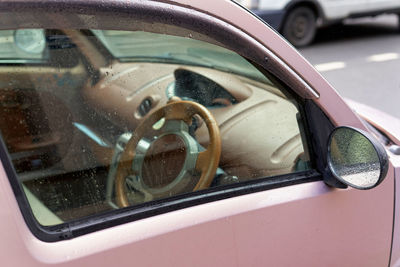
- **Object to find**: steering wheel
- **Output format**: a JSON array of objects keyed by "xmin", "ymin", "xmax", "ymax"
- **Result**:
[{"xmin": 114, "ymin": 99, "xmax": 221, "ymax": 207}]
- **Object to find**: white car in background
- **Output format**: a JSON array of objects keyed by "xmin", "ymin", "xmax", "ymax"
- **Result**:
[{"xmin": 237, "ymin": 0, "xmax": 400, "ymax": 46}]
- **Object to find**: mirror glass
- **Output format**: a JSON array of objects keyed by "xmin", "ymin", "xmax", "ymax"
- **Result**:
[{"xmin": 328, "ymin": 127, "xmax": 382, "ymax": 189}]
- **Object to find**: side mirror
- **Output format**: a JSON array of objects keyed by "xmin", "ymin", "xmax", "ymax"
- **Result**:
[{"xmin": 327, "ymin": 126, "xmax": 389, "ymax": 190}]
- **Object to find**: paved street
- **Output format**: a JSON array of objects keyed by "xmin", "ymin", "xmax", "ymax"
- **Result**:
[{"xmin": 299, "ymin": 15, "xmax": 400, "ymax": 118}]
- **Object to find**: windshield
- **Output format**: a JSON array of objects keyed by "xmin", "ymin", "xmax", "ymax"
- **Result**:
[{"xmin": 92, "ymin": 30, "xmax": 270, "ymax": 83}]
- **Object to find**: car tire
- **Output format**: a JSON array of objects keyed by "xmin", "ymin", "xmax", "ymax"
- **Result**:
[{"xmin": 282, "ymin": 6, "xmax": 316, "ymax": 47}]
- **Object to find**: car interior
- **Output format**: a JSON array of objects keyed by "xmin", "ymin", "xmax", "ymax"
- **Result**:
[{"xmin": 0, "ymin": 29, "xmax": 310, "ymax": 226}]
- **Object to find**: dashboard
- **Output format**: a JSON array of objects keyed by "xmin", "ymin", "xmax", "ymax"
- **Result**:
[{"xmin": 84, "ymin": 62, "xmax": 303, "ymax": 180}]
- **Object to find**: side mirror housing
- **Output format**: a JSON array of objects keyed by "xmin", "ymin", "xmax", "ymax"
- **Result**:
[{"xmin": 325, "ymin": 126, "xmax": 389, "ymax": 190}]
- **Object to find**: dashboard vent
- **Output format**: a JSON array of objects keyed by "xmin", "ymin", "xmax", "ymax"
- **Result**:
[{"xmin": 138, "ymin": 98, "xmax": 152, "ymax": 117}]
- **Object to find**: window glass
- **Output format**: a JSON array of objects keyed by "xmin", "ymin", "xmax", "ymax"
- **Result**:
[
  {"xmin": 0, "ymin": 29, "xmax": 311, "ymax": 226},
  {"xmin": 92, "ymin": 30, "xmax": 269, "ymax": 82}
]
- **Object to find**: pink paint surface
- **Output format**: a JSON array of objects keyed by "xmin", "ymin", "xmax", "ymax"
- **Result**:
[
  {"xmin": 0, "ymin": 1, "xmax": 395, "ymax": 266},
  {"xmin": 0, "ymin": 159, "xmax": 394, "ymax": 266}
]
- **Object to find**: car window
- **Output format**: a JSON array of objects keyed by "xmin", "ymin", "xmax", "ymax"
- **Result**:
[{"xmin": 0, "ymin": 29, "xmax": 311, "ymax": 228}]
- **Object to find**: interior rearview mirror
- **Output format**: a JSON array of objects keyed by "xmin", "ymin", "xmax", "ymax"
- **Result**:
[
  {"xmin": 14, "ymin": 29, "xmax": 46, "ymax": 54},
  {"xmin": 327, "ymin": 126, "xmax": 389, "ymax": 190}
]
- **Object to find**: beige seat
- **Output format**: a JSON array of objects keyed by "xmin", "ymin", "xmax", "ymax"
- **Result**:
[{"xmin": 23, "ymin": 185, "xmax": 63, "ymax": 226}]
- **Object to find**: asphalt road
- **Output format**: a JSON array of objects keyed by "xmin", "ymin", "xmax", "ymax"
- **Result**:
[{"xmin": 299, "ymin": 15, "xmax": 400, "ymax": 118}]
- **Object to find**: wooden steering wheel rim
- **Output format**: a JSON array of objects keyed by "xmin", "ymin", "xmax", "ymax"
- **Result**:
[{"xmin": 115, "ymin": 100, "xmax": 221, "ymax": 207}]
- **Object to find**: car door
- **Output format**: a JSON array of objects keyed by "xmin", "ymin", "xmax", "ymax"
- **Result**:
[
  {"xmin": 0, "ymin": 1, "xmax": 394, "ymax": 266},
  {"xmin": 318, "ymin": 0, "xmax": 371, "ymax": 19},
  {"xmin": 367, "ymin": 0, "xmax": 400, "ymax": 11}
]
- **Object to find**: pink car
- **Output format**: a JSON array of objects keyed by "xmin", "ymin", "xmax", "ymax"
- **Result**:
[{"xmin": 0, "ymin": 0, "xmax": 399, "ymax": 266}]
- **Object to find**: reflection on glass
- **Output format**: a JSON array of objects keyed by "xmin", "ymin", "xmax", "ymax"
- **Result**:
[{"xmin": 329, "ymin": 128, "xmax": 380, "ymax": 188}]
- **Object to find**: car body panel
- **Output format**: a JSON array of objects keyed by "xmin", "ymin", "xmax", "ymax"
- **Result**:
[
  {"xmin": 346, "ymin": 98, "xmax": 400, "ymax": 267},
  {"xmin": 319, "ymin": 0, "xmax": 371, "ymax": 19},
  {"xmin": 346, "ymin": 98, "xmax": 400, "ymax": 145},
  {"xmin": 390, "ymin": 158, "xmax": 400, "ymax": 267},
  {"xmin": 0, "ymin": 162, "xmax": 394, "ymax": 266},
  {"xmin": 0, "ymin": 0, "xmax": 396, "ymax": 266},
  {"xmin": 239, "ymin": 0, "xmax": 400, "ymax": 22},
  {"xmin": 367, "ymin": 0, "xmax": 400, "ymax": 13}
]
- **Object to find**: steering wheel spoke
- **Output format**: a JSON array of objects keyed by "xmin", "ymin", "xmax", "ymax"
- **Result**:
[{"xmin": 126, "ymin": 175, "xmax": 154, "ymax": 202}]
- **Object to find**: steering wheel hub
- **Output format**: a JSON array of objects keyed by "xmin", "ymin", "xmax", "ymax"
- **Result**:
[{"xmin": 142, "ymin": 134, "xmax": 187, "ymax": 188}]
